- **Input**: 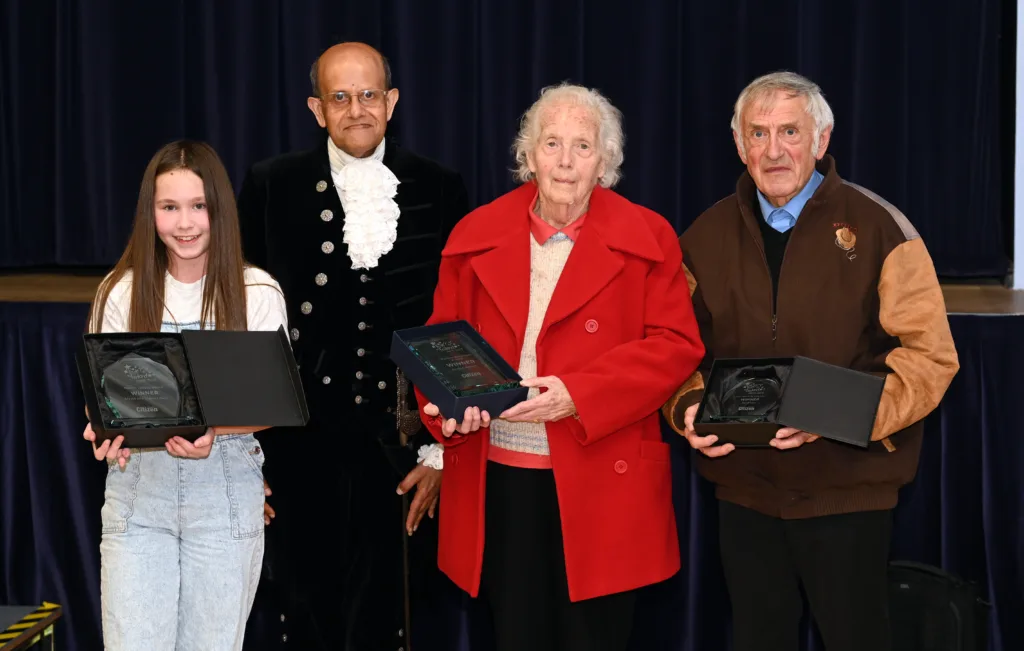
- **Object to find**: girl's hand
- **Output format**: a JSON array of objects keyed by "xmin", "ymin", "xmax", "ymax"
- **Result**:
[
  {"xmin": 165, "ymin": 429, "xmax": 215, "ymax": 459},
  {"xmin": 84, "ymin": 423, "xmax": 131, "ymax": 469}
]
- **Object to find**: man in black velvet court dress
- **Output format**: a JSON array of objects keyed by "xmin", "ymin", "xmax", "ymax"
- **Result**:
[{"xmin": 236, "ymin": 41, "xmax": 469, "ymax": 650}]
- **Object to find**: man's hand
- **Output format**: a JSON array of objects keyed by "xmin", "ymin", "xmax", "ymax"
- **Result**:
[
  {"xmin": 263, "ymin": 479, "xmax": 275, "ymax": 525},
  {"xmin": 397, "ymin": 464, "xmax": 441, "ymax": 535},
  {"xmin": 770, "ymin": 427, "xmax": 820, "ymax": 449},
  {"xmin": 678, "ymin": 403, "xmax": 735, "ymax": 457}
]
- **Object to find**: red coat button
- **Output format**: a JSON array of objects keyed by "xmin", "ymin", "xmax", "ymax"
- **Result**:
[
  {"xmin": 613, "ymin": 460, "xmax": 627, "ymax": 474},
  {"xmin": 585, "ymin": 319, "xmax": 599, "ymax": 333}
]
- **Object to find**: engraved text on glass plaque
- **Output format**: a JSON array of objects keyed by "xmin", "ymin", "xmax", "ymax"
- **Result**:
[
  {"xmin": 708, "ymin": 370, "xmax": 783, "ymax": 423},
  {"xmin": 100, "ymin": 353, "xmax": 182, "ymax": 426},
  {"xmin": 407, "ymin": 332, "xmax": 520, "ymax": 397}
]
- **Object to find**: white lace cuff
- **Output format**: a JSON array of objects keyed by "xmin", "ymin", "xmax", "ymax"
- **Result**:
[{"xmin": 417, "ymin": 443, "xmax": 444, "ymax": 470}]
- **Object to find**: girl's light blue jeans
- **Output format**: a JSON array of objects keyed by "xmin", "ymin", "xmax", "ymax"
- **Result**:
[{"xmin": 99, "ymin": 433, "xmax": 266, "ymax": 651}]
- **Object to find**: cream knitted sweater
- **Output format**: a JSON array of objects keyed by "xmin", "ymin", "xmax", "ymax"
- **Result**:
[{"xmin": 488, "ymin": 233, "xmax": 574, "ymax": 469}]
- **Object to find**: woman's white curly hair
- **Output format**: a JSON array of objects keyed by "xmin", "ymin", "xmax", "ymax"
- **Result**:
[{"xmin": 511, "ymin": 82, "xmax": 625, "ymax": 188}]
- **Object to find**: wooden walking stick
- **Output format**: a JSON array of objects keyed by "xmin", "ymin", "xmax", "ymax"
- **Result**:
[{"xmin": 396, "ymin": 370, "xmax": 419, "ymax": 650}]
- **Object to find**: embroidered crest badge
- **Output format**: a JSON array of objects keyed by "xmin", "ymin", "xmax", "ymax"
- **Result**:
[
  {"xmin": 835, "ymin": 227, "xmax": 856, "ymax": 250},
  {"xmin": 833, "ymin": 223, "xmax": 858, "ymax": 260}
]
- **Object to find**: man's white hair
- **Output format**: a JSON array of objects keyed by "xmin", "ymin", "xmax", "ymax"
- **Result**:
[
  {"xmin": 731, "ymin": 71, "xmax": 835, "ymax": 158},
  {"xmin": 512, "ymin": 82, "xmax": 624, "ymax": 187}
]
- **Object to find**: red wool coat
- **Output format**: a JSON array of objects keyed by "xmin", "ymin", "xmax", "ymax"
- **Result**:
[{"xmin": 416, "ymin": 183, "xmax": 704, "ymax": 602}]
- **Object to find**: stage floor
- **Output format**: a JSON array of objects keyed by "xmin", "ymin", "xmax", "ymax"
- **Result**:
[{"xmin": 1, "ymin": 273, "xmax": 1023, "ymax": 315}]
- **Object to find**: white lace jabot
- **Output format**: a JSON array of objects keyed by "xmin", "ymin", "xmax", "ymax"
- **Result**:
[{"xmin": 327, "ymin": 137, "xmax": 401, "ymax": 270}]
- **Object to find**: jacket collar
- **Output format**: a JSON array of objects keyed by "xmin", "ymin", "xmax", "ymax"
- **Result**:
[
  {"xmin": 314, "ymin": 134, "xmax": 399, "ymax": 179},
  {"xmin": 735, "ymin": 155, "xmax": 842, "ymax": 241},
  {"xmin": 442, "ymin": 182, "xmax": 664, "ymax": 263},
  {"xmin": 737, "ymin": 155, "xmax": 841, "ymax": 214},
  {"xmin": 441, "ymin": 183, "xmax": 665, "ymax": 351}
]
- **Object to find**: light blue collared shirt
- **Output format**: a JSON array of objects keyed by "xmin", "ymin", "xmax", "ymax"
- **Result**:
[{"xmin": 756, "ymin": 169, "xmax": 824, "ymax": 233}]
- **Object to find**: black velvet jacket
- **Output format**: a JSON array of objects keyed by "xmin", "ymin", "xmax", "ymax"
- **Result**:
[
  {"xmin": 238, "ymin": 137, "xmax": 469, "ymax": 471},
  {"xmin": 235, "ymin": 138, "xmax": 469, "ymax": 650}
]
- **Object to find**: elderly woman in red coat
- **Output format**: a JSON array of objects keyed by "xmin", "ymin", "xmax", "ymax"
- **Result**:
[{"xmin": 416, "ymin": 82, "xmax": 704, "ymax": 651}]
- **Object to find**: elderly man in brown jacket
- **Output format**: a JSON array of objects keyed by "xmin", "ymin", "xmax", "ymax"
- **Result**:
[{"xmin": 664, "ymin": 71, "xmax": 959, "ymax": 651}]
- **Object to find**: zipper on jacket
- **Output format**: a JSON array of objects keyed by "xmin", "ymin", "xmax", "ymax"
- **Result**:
[
  {"xmin": 770, "ymin": 234, "xmax": 795, "ymax": 343},
  {"xmin": 753, "ymin": 240, "xmax": 780, "ymax": 343},
  {"xmin": 750, "ymin": 195, "xmax": 819, "ymax": 343},
  {"xmin": 747, "ymin": 204, "xmax": 801, "ymax": 344}
]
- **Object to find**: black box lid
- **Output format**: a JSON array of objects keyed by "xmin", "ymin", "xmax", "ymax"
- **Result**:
[
  {"xmin": 776, "ymin": 356, "xmax": 884, "ymax": 448},
  {"xmin": 181, "ymin": 326, "xmax": 308, "ymax": 427}
]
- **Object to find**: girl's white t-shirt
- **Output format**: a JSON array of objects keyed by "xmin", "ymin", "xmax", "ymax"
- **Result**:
[{"xmin": 97, "ymin": 266, "xmax": 288, "ymax": 335}]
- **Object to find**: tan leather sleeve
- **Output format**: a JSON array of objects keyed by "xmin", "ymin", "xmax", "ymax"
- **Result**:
[
  {"xmin": 872, "ymin": 238, "xmax": 959, "ymax": 440},
  {"xmin": 661, "ymin": 371, "xmax": 705, "ymax": 434},
  {"xmin": 683, "ymin": 259, "xmax": 698, "ymax": 294},
  {"xmin": 662, "ymin": 262, "xmax": 707, "ymax": 434}
]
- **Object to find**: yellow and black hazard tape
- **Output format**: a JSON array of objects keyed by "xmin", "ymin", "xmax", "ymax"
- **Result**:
[{"xmin": 0, "ymin": 602, "xmax": 61, "ymax": 649}]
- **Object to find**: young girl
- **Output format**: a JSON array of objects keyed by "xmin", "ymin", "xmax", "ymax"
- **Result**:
[{"xmin": 82, "ymin": 140, "xmax": 288, "ymax": 650}]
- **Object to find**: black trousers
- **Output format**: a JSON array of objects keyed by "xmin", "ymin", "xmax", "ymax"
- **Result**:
[
  {"xmin": 479, "ymin": 462, "xmax": 637, "ymax": 651},
  {"xmin": 718, "ymin": 500, "xmax": 893, "ymax": 651},
  {"xmin": 259, "ymin": 433, "xmax": 460, "ymax": 651}
]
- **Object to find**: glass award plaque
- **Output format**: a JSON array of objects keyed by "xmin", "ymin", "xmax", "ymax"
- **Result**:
[
  {"xmin": 100, "ymin": 353, "xmax": 184, "ymax": 427},
  {"xmin": 707, "ymin": 368, "xmax": 783, "ymax": 424},
  {"xmin": 406, "ymin": 331, "xmax": 522, "ymax": 397}
]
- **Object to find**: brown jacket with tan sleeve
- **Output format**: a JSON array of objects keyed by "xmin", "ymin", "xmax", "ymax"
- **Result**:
[{"xmin": 664, "ymin": 155, "xmax": 959, "ymax": 519}]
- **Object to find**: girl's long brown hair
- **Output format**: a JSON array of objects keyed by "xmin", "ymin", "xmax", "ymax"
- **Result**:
[{"xmin": 88, "ymin": 140, "xmax": 248, "ymax": 333}]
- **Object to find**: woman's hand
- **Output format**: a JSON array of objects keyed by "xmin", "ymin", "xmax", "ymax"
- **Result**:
[
  {"xmin": 499, "ymin": 376, "xmax": 577, "ymax": 424},
  {"xmin": 423, "ymin": 403, "xmax": 490, "ymax": 437},
  {"xmin": 165, "ymin": 429, "xmax": 215, "ymax": 459},
  {"xmin": 84, "ymin": 423, "xmax": 131, "ymax": 469}
]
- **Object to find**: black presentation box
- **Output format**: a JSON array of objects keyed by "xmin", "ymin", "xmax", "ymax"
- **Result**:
[
  {"xmin": 693, "ymin": 356, "xmax": 884, "ymax": 448},
  {"xmin": 390, "ymin": 320, "xmax": 528, "ymax": 425},
  {"xmin": 76, "ymin": 325, "xmax": 309, "ymax": 448}
]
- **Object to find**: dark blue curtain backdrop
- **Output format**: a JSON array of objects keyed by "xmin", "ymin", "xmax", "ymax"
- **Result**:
[
  {"xmin": 2, "ymin": 305, "xmax": 1022, "ymax": 651},
  {"xmin": 1, "ymin": 2, "xmax": 1018, "ymax": 650},
  {"xmin": 0, "ymin": 0, "xmax": 1009, "ymax": 277}
]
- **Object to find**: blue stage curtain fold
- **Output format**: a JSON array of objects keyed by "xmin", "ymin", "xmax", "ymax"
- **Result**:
[
  {"xmin": 0, "ymin": 302, "xmax": 104, "ymax": 651},
  {"xmin": 0, "ymin": 0, "xmax": 1008, "ymax": 276},
  {"xmin": 1, "ymin": 304, "xmax": 1021, "ymax": 651}
]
